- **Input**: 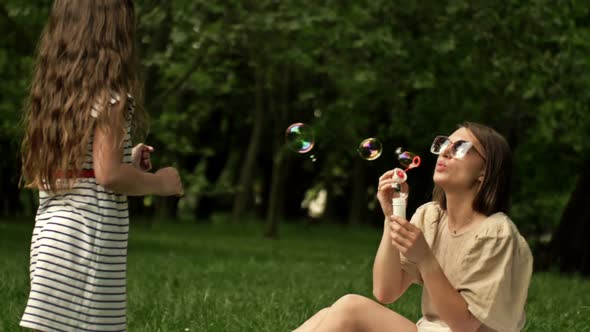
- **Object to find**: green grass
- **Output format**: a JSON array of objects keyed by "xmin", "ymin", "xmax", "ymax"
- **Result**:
[{"xmin": 1, "ymin": 218, "xmax": 589, "ymax": 331}]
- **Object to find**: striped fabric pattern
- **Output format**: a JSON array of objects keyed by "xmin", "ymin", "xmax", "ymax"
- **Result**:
[{"xmin": 20, "ymin": 97, "xmax": 134, "ymax": 332}]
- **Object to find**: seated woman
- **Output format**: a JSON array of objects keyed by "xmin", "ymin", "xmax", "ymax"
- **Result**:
[{"xmin": 293, "ymin": 122, "xmax": 533, "ymax": 332}]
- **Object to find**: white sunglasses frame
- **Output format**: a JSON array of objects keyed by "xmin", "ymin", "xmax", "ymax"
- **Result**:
[{"xmin": 430, "ymin": 136, "xmax": 486, "ymax": 161}]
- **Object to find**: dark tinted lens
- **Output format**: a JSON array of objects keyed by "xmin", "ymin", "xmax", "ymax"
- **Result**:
[
  {"xmin": 431, "ymin": 136, "xmax": 450, "ymax": 154},
  {"xmin": 452, "ymin": 140, "xmax": 472, "ymax": 159}
]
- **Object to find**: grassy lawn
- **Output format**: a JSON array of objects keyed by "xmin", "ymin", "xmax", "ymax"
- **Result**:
[{"xmin": 1, "ymin": 218, "xmax": 589, "ymax": 331}]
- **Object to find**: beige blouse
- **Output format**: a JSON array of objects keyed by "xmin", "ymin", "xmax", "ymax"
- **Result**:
[{"xmin": 401, "ymin": 202, "xmax": 533, "ymax": 332}]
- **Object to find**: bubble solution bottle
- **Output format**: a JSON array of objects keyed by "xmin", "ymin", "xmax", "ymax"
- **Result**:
[{"xmin": 391, "ymin": 168, "xmax": 408, "ymax": 219}]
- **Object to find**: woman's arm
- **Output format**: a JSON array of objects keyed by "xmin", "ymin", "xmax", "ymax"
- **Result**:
[
  {"xmin": 372, "ymin": 217, "xmax": 414, "ymax": 304},
  {"xmin": 391, "ymin": 215, "xmax": 481, "ymax": 332},
  {"xmin": 373, "ymin": 171, "xmax": 415, "ymax": 304},
  {"xmin": 419, "ymin": 257, "xmax": 481, "ymax": 332}
]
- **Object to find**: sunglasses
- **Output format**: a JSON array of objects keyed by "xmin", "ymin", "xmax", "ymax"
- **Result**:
[{"xmin": 430, "ymin": 136, "xmax": 486, "ymax": 161}]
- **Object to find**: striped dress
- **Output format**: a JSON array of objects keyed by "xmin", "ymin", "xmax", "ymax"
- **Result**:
[{"xmin": 20, "ymin": 95, "xmax": 134, "ymax": 332}]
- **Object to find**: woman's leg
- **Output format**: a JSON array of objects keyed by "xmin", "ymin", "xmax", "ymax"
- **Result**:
[
  {"xmin": 293, "ymin": 308, "xmax": 331, "ymax": 332},
  {"xmin": 297, "ymin": 294, "xmax": 418, "ymax": 332}
]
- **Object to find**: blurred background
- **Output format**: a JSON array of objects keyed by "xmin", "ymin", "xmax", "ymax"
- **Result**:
[{"xmin": 1, "ymin": 0, "xmax": 590, "ymax": 302}]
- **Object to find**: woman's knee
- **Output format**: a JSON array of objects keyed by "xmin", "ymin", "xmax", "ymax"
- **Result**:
[
  {"xmin": 324, "ymin": 294, "xmax": 374, "ymax": 329},
  {"xmin": 332, "ymin": 294, "xmax": 373, "ymax": 314}
]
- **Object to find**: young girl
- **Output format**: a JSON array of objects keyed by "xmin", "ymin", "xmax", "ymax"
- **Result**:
[
  {"xmin": 19, "ymin": 1, "xmax": 183, "ymax": 331},
  {"xmin": 293, "ymin": 122, "xmax": 533, "ymax": 332}
]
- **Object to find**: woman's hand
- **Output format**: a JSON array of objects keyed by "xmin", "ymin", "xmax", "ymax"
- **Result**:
[
  {"xmin": 389, "ymin": 215, "xmax": 436, "ymax": 271},
  {"xmin": 377, "ymin": 170, "xmax": 409, "ymax": 218},
  {"xmin": 131, "ymin": 143, "xmax": 153, "ymax": 171}
]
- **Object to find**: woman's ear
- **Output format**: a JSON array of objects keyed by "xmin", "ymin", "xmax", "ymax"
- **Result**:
[{"xmin": 478, "ymin": 169, "xmax": 486, "ymax": 183}]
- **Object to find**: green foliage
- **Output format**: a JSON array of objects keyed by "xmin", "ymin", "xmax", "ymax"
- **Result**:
[{"xmin": 1, "ymin": 1, "xmax": 589, "ymax": 233}]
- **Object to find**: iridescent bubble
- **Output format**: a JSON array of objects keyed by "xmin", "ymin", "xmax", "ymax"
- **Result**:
[
  {"xmin": 398, "ymin": 151, "xmax": 421, "ymax": 170},
  {"xmin": 285, "ymin": 123, "xmax": 315, "ymax": 154},
  {"xmin": 395, "ymin": 147, "xmax": 403, "ymax": 156},
  {"xmin": 358, "ymin": 138, "xmax": 383, "ymax": 161}
]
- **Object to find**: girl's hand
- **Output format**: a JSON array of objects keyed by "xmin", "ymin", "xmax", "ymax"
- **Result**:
[
  {"xmin": 377, "ymin": 170, "xmax": 409, "ymax": 218},
  {"xmin": 155, "ymin": 167, "xmax": 184, "ymax": 197},
  {"xmin": 132, "ymin": 143, "xmax": 153, "ymax": 171},
  {"xmin": 389, "ymin": 214, "xmax": 436, "ymax": 271}
]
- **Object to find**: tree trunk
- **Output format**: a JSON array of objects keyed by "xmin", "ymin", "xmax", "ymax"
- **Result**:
[
  {"xmin": 232, "ymin": 60, "xmax": 264, "ymax": 223},
  {"xmin": 142, "ymin": 1, "xmax": 173, "ymax": 110},
  {"xmin": 548, "ymin": 157, "xmax": 590, "ymax": 275},
  {"xmin": 192, "ymin": 146, "xmax": 241, "ymax": 221},
  {"xmin": 0, "ymin": 5, "xmax": 34, "ymax": 55},
  {"xmin": 231, "ymin": 64, "xmax": 265, "ymax": 223},
  {"xmin": 264, "ymin": 66, "xmax": 290, "ymax": 238},
  {"xmin": 265, "ymin": 152, "xmax": 286, "ymax": 238},
  {"xmin": 0, "ymin": 139, "xmax": 24, "ymax": 216},
  {"xmin": 348, "ymin": 157, "xmax": 367, "ymax": 224}
]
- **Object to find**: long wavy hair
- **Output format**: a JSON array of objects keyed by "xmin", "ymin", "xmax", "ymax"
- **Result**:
[{"xmin": 21, "ymin": 0, "xmax": 148, "ymax": 192}]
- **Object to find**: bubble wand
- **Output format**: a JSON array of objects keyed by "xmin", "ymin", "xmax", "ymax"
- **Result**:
[{"xmin": 391, "ymin": 148, "xmax": 421, "ymax": 219}]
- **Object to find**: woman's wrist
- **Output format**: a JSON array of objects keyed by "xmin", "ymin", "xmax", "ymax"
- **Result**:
[{"xmin": 417, "ymin": 252, "xmax": 438, "ymax": 275}]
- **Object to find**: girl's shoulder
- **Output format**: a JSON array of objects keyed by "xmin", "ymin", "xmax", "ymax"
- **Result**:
[{"xmin": 90, "ymin": 92, "xmax": 134, "ymax": 118}]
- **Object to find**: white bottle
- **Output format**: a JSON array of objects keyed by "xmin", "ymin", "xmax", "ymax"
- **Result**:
[
  {"xmin": 391, "ymin": 168, "xmax": 408, "ymax": 219},
  {"xmin": 392, "ymin": 197, "xmax": 406, "ymax": 219}
]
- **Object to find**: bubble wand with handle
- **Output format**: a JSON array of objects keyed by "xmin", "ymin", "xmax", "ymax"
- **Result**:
[{"xmin": 391, "ymin": 150, "xmax": 421, "ymax": 219}]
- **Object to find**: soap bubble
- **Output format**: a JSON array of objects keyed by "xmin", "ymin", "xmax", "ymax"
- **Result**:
[
  {"xmin": 398, "ymin": 151, "xmax": 421, "ymax": 170},
  {"xmin": 285, "ymin": 123, "xmax": 315, "ymax": 153},
  {"xmin": 358, "ymin": 138, "xmax": 383, "ymax": 161}
]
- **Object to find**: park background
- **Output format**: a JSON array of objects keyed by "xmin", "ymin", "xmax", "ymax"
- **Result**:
[{"xmin": 1, "ymin": 1, "xmax": 589, "ymax": 331}]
